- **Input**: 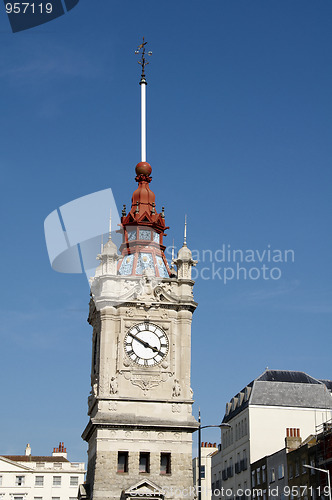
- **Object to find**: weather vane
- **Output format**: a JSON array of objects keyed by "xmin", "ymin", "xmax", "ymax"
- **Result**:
[{"xmin": 135, "ymin": 37, "xmax": 152, "ymax": 83}]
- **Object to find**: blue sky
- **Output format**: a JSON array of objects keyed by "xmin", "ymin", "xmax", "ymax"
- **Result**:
[{"xmin": 0, "ymin": 1, "xmax": 331, "ymax": 463}]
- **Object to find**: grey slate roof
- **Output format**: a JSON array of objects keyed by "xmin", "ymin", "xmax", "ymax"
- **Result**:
[
  {"xmin": 223, "ymin": 370, "xmax": 332, "ymax": 423},
  {"xmin": 250, "ymin": 380, "xmax": 332, "ymax": 408}
]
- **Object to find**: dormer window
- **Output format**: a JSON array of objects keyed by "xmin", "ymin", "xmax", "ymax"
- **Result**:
[
  {"xmin": 244, "ymin": 386, "xmax": 251, "ymax": 401},
  {"xmin": 238, "ymin": 392, "xmax": 244, "ymax": 406}
]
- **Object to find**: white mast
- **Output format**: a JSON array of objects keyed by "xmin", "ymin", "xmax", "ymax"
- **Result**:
[
  {"xmin": 141, "ymin": 79, "xmax": 146, "ymax": 162},
  {"xmin": 135, "ymin": 37, "xmax": 152, "ymax": 162}
]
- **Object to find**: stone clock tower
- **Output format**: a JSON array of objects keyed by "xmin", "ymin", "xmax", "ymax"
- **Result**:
[{"xmin": 79, "ymin": 40, "xmax": 198, "ymax": 500}]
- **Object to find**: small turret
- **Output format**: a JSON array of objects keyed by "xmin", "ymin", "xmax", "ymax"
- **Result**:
[
  {"xmin": 95, "ymin": 211, "xmax": 120, "ymax": 277},
  {"xmin": 174, "ymin": 216, "xmax": 197, "ymax": 280}
]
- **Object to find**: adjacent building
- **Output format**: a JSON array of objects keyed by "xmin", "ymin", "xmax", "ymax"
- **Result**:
[
  {"xmin": 211, "ymin": 370, "xmax": 332, "ymax": 499},
  {"xmin": 251, "ymin": 445, "xmax": 288, "ymax": 500},
  {"xmin": 0, "ymin": 442, "xmax": 86, "ymax": 500},
  {"xmin": 287, "ymin": 422, "xmax": 332, "ymax": 500},
  {"xmin": 193, "ymin": 442, "xmax": 218, "ymax": 500}
]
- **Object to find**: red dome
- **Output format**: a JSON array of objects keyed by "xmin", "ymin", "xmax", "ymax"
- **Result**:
[{"xmin": 135, "ymin": 162, "xmax": 152, "ymax": 176}]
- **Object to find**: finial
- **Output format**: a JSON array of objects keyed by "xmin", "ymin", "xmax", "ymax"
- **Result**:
[
  {"xmin": 108, "ymin": 209, "xmax": 112, "ymax": 241},
  {"xmin": 135, "ymin": 201, "xmax": 139, "ymax": 214},
  {"xmin": 171, "ymin": 239, "xmax": 175, "ymax": 261},
  {"xmin": 101, "ymin": 233, "xmax": 104, "ymax": 253},
  {"xmin": 135, "ymin": 36, "xmax": 152, "ymax": 84},
  {"xmin": 161, "ymin": 206, "xmax": 165, "ymax": 219},
  {"xmin": 151, "ymin": 202, "xmax": 155, "ymax": 214},
  {"xmin": 122, "ymin": 204, "xmax": 126, "ymax": 217},
  {"xmin": 184, "ymin": 214, "xmax": 187, "ymax": 246},
  {"xmin": 198, "ymin": 407, "xmax": 201, "ymax": 423}
]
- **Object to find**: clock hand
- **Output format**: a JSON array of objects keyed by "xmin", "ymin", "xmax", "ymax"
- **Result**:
[
  {"xmin": 128, "ymin": 332, "xmax": 160, "ymax": 353},
  {"xmin": 128, "ymin": 332, "xmax": 151, "ymax": 349}
]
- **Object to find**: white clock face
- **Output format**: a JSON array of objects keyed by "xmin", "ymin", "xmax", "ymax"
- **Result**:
[{"xmin": 124, "ymin": 322, "xmax": 169, "ymax": 367}]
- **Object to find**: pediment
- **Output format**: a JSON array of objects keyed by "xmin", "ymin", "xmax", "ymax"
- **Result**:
[
  {"xmin": 124, "ymin": 478, "xmax": 163, "ymax": 498},
  {"xmin": 0, "ymin": 456, "xmax": 32, "ymax": 471}
]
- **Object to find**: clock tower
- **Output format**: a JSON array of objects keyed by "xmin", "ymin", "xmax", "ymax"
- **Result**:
[{"xmin": 80, "ymin": 40, "xmax": 198, "ymax": 500}]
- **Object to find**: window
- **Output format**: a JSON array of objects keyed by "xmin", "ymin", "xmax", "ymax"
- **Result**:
[
  {"xmin": 0, "ymin": 476, "xmax": 2, "ymax": 486},
  {"xmin": 70, "ymin": 476, "xmax": 79, "ymax": 486},
  {"xmin": 301, "ymin": 459, "xmax": 307, "ymax": 474},
  {"xmin": 278, "ymin": 464, "xmax": 284, "ymax": 479},
  {"xmin": 139, "ymin": 452, "xmax": 150, "ymax": 473},
  {"xmin": 53, "ymin": 475, "xmax": 61, "ymax": 486},
  {"xmin": 15, "ymin": 475, "xmax": 25, "ymax": 486},
  {"xmin": 252, "ymin": 470, "xmax": 256, "ymax": 487},
  {"xmin": 295, "ymin": 461, "xmax": 299, "ymax": 477},
  {"xmin": 52, "ymin": 498, "xmax": 60, "ymax": 500},
  {"xmin": 160, "ymin": 453, "xmax": 171, "ymax": 475},
  {"xmin": 257, "ymin": 467, "xmax": 261, "ymax": 485},
  {"xmin": 289, "ymin": 465, "xmax": 293, "ymax": 479},
  {"xmin": 53, "ymin": 463, "xmax": 62, "ymax": 469},
  {"xmin": 35, "ymin": 476, "xmax": 44, "ymax": 486},
  {"xmin": 13, "ymin": 497, "xmax": 24, "ymax": 500},
  {"xmin": 200, "ymin": 465, "xmax": 206, "ymax": 479},
  {"xmin": 36, "ymin": 462, "xmax": 45, "ymax": 468},
  {"xmin": 262, "ymin": 465, "xmax": 266, "ymax": 482},
  {"xmin": 34, "ymin": 497, "xmax": 43, "ymax": 500},
  {"xmin": 117, "ymin": 451, "xmax": 129, "ymax": 473},
  {"xmin": 269, "ymin": 468, "xmax": 275, "ymax": 483},
  {"xmin": 310, "ymin": 458, "xmax": 315, "ymax": 474}
]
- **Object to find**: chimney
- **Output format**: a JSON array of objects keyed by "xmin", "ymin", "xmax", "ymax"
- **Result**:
[
  {"xmin": 52, "ymin": 441, "xmax": 68, "ymax": 459},
  {"xmin": 285, "ymin": 428, "xmax": 302, "ymax": 451},
  {"xmin": 25, "ymin": 444, "xmax": 31, "ymax": 456}
]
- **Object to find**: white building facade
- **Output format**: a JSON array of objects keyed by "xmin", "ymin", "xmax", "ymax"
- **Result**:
[
  {"xmin": 0, "ymin": 443, "xmax": 86, "ymax": 500},
  {"xmin": 211, "ymin": 370, "xmax": 332, "ymax": 499},
  {"xmin": 193, "ymin": 443, "xmax": 218, "ymax": 500}
]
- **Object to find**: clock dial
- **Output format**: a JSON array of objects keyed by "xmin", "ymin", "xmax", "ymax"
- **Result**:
[{"xmin": 124, "ymin": 322, "xmax": 169, "ymax": 367}]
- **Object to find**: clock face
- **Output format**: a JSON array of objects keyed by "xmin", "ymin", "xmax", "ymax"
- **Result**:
[{"xmin": 124, "ymin": 322, "xmax": 169, "ymax": 367}]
